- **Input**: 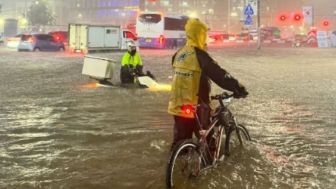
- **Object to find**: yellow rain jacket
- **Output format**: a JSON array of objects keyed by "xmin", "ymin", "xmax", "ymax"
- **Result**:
[{"xmin": 168, "ymin": 19, "xmax": 208, "ymax": 118}]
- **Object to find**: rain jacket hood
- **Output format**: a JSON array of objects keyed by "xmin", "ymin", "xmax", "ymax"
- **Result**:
[{"xmin": 185, "ymin": 18, "xmax": 208, "ymax": 50}]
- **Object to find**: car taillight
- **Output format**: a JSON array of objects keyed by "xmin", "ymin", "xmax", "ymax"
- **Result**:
[
  {"xmin": 158, "ymin": 35, "xmax": 165, "ymax": 44},
  {"xmin": 27, "ymin": 37, "xmax": 34, "ymax": 43},
  {"xmin": 55, "ymin": 35, "xmax": 61, "ymax": 41}
]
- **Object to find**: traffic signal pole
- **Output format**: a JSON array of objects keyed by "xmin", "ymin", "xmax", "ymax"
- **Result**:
[{"xmin": 257, "ymin": 0, "xmax": 261, "ymax": 50}]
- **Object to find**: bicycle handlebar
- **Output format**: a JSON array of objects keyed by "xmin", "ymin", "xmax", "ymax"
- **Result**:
[{"xmin": 210, "ymin": 92, "xmax": 234, "ymax": 100}]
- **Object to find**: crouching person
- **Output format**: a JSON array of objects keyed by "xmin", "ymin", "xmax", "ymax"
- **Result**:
[
  {"xmin": 120, "ymin": 41, "xmax": 144, "ymax": 84},
  {"xmin": 120, "ymin": 42, "xmax": 156, "ymax": 84}
]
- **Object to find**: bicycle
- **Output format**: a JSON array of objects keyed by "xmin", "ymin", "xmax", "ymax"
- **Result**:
[{"xmin": 166, "ymin": 92, "xmax": 251, "ymax": 188}]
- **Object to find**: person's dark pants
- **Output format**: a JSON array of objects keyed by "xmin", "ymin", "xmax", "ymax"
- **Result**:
[
  {"xmin": 172, "ymin": 116, "xmax": 198, "ymax": 149},
  {"xmin": 120, "ymin": 66, "xmax": 134, "ymax": 83},
  {"xmin": 171, "ymin": 104, "xmax": 211, "ymax": 150}
]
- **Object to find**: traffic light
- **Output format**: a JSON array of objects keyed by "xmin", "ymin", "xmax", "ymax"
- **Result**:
[
  {"xmin": 293, "ymin": 13, "xmax": 302, "ymax": 22},
  {"xmin": 321, "ymin": 19, "xmax": 331, "ymax": 29},
  {"xmin": 277, "ymin": 13, "xmax": 289, "ymax": 25},
  {"xmin": 323, "ymin": 20, "xmax": 330, "ymax": 27},
  {"xmin": 279, "ymin": 15, "xmax": 287, "ymax": 21}
]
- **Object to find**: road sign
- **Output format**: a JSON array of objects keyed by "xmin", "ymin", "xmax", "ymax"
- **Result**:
[
  {"xmin": 245, "ymin": 15, "xmax": 253, "ymax": 26},
  {"xmin": 303, "ymin": 6, "xmax": 313, "ymax": 26},
  {"xmin": 244, "ymin": 4, "xmax": 254, "ymax": 16},
  {"xmin": 245, "ymin": 0, "xmax": 258, "ymax": 15}
]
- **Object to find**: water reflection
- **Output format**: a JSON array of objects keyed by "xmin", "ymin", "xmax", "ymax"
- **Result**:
[{"xmin": 0, "ymin": 49, "xmax": 335, "ymax": 188}]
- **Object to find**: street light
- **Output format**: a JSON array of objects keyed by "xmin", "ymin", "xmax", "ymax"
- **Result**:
[
  {"xmin": 0, "ymin": 18, "xmax": 4, "ymax": 26},
  {"xmin": 19, "ymin": 17, "xmax": 28, "ymax": 29},
  {"xmin": 334, "ymin": 10, "xmax": 336, "ymax": 29},
  {"xmin": 188, "ymin": 11, "xmax": 198, "ymax": 18}
]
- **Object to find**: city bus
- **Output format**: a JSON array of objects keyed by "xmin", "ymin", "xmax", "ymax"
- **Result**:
[{"xmin": 136, "ymin": 12, "xmax": 188, "ymax": 48}]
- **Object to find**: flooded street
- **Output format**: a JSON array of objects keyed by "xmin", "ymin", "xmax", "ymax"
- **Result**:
[{"xmin": 0, "ymin": 47, "xmax": 335, "ymax": 189}]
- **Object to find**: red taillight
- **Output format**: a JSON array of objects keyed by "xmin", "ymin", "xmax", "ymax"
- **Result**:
[
  {"xmin": 181, "ymin": 104, "xmax": 195, "ymax": 115},
  {"xmin": 158, "ymin": 35, "xmax": 165, "ymax": 44},
  {"xmin": 27, "ymin": 37, "xmax": 34, "ymax": 43}
]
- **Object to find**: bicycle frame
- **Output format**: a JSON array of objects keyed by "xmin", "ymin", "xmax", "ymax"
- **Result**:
[
  {"xmin": 166, "ymin": 92, "xmax": 251, "ymax": 188},
  {"xmin": 192, "ymin": 96, "xmax": 234, "ymax": 165}
]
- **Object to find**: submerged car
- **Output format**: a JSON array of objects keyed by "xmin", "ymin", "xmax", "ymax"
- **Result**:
[{"xmin": 17, "ymin": 34, "xmax": 65, "ymax": 52}]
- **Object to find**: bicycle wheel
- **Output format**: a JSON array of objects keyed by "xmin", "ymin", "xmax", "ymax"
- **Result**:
[
  {"xmin": 166, "ymin": 140, "xmax": 205, "ymax": 188},
  {"xmin": 223, "ymin": 123, "xmax": 251, "ymax": 156}
]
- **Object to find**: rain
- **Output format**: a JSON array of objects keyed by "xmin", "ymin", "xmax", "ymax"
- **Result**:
[{"xmin": 0, "ymin": 0, "xmax": 336, "ymax": 189}]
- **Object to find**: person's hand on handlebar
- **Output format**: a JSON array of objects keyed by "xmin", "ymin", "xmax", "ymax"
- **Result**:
[{"xmin": 233, "ymin": 83, "xmax": 248, "ymax": 98}]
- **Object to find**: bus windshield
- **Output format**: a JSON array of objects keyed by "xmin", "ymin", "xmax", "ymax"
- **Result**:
[{"xmin": 138, "ymin": 14, "xmax": 162, "ymax": 24}]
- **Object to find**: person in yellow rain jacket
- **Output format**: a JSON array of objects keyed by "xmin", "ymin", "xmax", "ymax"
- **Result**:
[
  {"xmin": 168, "ymin": 18, "xmax": 248, "ymax": 149},
  {"xmin": 120, "ymin": 41, "xmax": 144, "ymax": 83}
]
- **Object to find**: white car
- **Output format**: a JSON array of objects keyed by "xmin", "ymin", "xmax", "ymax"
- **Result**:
[{"xmin": 6, "ymin": 34, "xmax": 23, "ymax": 48}]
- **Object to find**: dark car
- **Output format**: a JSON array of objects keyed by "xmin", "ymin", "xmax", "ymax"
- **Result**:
[
  {"xmin": 48, "ymin": 31, "xmax": 68, "ymax": 46},
  {"xmin": 260, "ymin": 27, "xmax": 281, "ymax": 40},
  {"xmin": 17, "ymin": 34, "xmax": 65, "ymax": 52}
]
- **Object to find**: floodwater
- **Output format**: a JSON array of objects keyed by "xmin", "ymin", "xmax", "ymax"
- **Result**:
[{"xmin": 0, "ymin": 47, "xmax": 335, "ymax": 189}]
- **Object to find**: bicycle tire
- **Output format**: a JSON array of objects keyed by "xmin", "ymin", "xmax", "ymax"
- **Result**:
[
  {"xmin": 166, "ymin": 140, "xmax": 205, "ymax": 188},
  {"xmin": 224, "ymin": 123, "xmax": 251, "ymax": 156},
  {"xmin": 237, "ymin": 124, "xmax": 251, "ymax": 141}
]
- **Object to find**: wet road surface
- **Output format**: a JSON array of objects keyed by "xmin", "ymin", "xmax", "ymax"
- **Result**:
[{"xmin": 0, "ymin": 47, "xmax": 335, "ymax": 188}]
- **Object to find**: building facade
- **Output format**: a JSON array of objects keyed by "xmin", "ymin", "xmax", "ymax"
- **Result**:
[
  {"xmin": 142, "ymin": 0, "xmax": 217, "ymax": 29},
  {"xmin": 65, "ymin": 0, "xmax": 141, "ymax": 26},
  {"xmin": 0, "ymin": 0, "xmax": 33, "ymax": 34},
  {"xmin": 0, "ymin": 0, "xmax": 335, "ymax": 34}
]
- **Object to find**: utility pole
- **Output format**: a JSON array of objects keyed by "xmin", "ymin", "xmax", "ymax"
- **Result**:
[
  {"xmin": 227, "ymin": 0, "xmax": 230, "ymax": 33},
  {"xmin": 257, "ymin": 0, "xmax": 261, "ymax": 50}
]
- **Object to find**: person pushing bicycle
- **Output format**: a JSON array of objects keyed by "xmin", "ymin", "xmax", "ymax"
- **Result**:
[{"xmin": 167, "ymin": 18, "xmax": 248, "ymax": 150}]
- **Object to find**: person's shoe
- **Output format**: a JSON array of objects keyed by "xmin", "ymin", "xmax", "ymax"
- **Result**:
[{"xmin": 146, "ymin": 71, "xmax": 156, "ymax": 80}]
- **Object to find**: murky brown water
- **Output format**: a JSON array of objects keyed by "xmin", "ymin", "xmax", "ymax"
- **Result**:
[{"xmin": 0, "ymin": 47, "xmax": 335, "ymax": 188}]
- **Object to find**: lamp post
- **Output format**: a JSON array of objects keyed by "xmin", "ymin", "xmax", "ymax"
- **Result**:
[
  {"xmin": 227, "ymin": 0, "xmax": 230, "ymax": 33},
  {"xmin": 334, "ymin": 10, "xmax": 336, "ymax": 30},
  {"xmin": 257, "ymin": 0, "xmax": 261, "ymax": 50}
]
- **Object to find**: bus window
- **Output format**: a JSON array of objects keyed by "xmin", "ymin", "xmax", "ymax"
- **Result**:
[
  {"xmin": 164, "ymin": 17, "xmax": 188, "ymax": 31},
  {"xmin": 139, "ymin": 14, "xmax": 162, "ymax": 24}
]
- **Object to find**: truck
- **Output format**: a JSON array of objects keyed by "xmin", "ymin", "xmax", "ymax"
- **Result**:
[{"xmin": 68, "ymin": 23, "xmax": 137, "ymax": 53}]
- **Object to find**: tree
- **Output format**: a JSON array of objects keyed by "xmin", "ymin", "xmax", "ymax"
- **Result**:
[{"xmin": 27, "ymin": 0, "xmax": 55, "ymax": 26}]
